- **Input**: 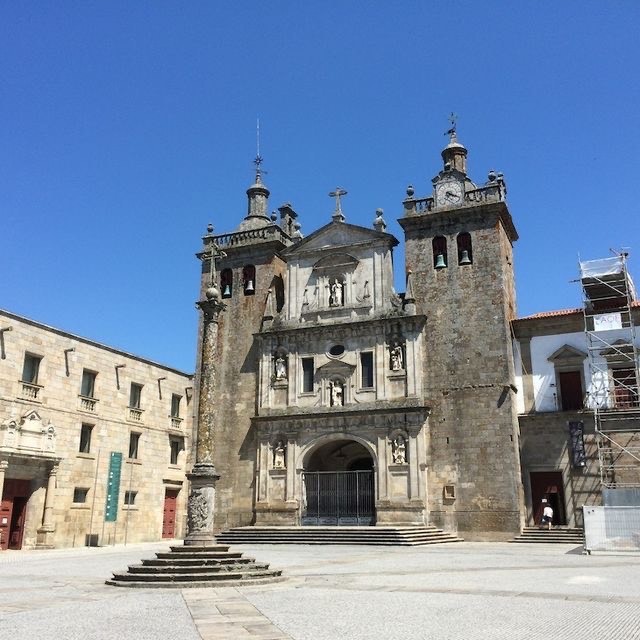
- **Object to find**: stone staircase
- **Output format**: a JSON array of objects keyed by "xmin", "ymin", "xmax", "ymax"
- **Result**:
[
  {"xmin": 511, "ymin": 527, "xmax": 585, "ymax": 545},
  {"xmin": 106, "ymin": 544, "xmax": 284, "ymax": 588},
  {"xmin": 217, "ymin": 525, "xmax": 463, "ymax": 546}
]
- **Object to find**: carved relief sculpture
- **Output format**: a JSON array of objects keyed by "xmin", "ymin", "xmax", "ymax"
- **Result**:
[
  {"xmin": 187, "ymin": 490, "xmax": 209, "ymax": 532},
  {"xmin": 329, "ymin": 279, "xmax": 343, "ymax": 307},
  {"xmin": 390, "ymin": 343, "xmax": 404, "ymax": 371},
  {"xmin": 273, "ymin": 440, "xmax": 286, "ymax": 469},
  {"xmin": 392, "ymin": 435, "xmax": 407, "ymax": 464},
  {"xmin": 274, "ymin": 354, "xmax": 287, "ymax": 380},
  {"xmin": 330, "ymin": 379, "xmax": 344, "ymax": 406}
]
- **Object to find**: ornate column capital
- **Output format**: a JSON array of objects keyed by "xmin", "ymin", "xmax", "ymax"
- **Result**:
[{"xmin": 197, "ymin": 292, "xmax": 226, "ymax": 323}]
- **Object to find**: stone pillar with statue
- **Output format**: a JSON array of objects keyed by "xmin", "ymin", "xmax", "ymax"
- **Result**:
[{"xmin": 184, "ymin": 236, "xmax": 226, "ymax": 547}]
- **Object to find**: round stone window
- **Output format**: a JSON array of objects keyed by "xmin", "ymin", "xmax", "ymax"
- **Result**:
[{"xmin": 328, "ymin": 344, "xmax": 345, "ymax": 357}]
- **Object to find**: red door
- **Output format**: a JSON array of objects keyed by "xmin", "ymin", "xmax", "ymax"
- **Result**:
[
  {"xmin": 1, "ymin": 479, "xmax": 31, "ymax": 550},
  {"xmin": 162, "ymin": 489, "xmax": 179, "ymax": 538},
  {"xmin": 530, "ymin": 471, "xmax": 566, "ymax": 526},
  {"xmin": 613, "ymin": 368, "xmax": 638, "ymax": 408},
  {"xmin": 559, "ymin": 371, "xmax": 583, "ymax": 410}
]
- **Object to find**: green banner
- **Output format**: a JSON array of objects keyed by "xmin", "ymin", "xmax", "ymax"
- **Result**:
[{"xmin": 104, "ymin": 452, "xmax": 123, "ymax": 522}]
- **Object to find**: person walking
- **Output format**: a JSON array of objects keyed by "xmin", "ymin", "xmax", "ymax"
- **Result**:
[{"xmin": 541, "ymin": 499, "xmax": 554, "ymax": 530}]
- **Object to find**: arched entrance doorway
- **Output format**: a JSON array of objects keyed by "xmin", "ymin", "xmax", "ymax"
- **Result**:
[{"xmin": 302, "ymin": 439, "xmax": 375, "ymax": 526}]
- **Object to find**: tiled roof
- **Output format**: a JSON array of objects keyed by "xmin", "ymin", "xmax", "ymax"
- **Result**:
[{"xmin": 516, "ymin": 300, "xmax": 640, "ymax": 322}]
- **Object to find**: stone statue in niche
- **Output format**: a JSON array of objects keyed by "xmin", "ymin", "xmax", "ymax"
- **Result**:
[
  {"xmin": 392, "ymin": 435, "xmax": 407, "ymax": 464},
  {"xmin": 274, "ymin": 354, "xmax": 287, "ymax": 380},
  {"xmin": 390, "ymin": 343, "xmax": 404, "ymax": 371},
  {"xmin": 330, "ymin": 379, "xmax": 344, "ymax": 406},
  {"xmin": 273, "ymin": 440, "xmax": 286, "ymax": 469},
  {"xmin": 329, "ymin": 279, "xmax": 343, "ymax": 307}
]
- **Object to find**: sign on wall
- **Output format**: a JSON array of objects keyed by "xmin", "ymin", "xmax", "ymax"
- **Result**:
[{"xmin": 104, "ymin": 452, "xmax": 123, "ymax": 522}]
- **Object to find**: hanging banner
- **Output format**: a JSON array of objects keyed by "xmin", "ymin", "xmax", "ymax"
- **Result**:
[
  {"xmin": 104, "ymin": 452, "xmax": 123, "ymax": 522},
  {"xmin": 568, "ymin": 421, "xmax": 586, "ymax": 468}
]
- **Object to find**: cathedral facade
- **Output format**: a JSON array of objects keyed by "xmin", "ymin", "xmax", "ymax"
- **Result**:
[{"xmin": 198, "ymin": 132, "xmax": 525, "ymax": 540}]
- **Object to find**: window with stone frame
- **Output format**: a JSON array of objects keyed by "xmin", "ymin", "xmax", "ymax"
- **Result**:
[
  {"xmin": 611, "ymin": 367, "xmax": 639, "ymax": 409},
  {"xmin": 360, "ymin": 351, "xmax": 374, "ymax": 389},
  {"xmin": 169, "ymin": 435, "xmax": 185, "ymax": 465},
  {"xmin": 547, "ymin": 345, "xmax": 587, "ymax": 411},
  {"xmin": 128, "ymin": 432, "xmax": 141, "ymax": 459},
  {"xmin": 21, "ymin": 353, "xmax": 42, "ymax": 384},
  {"xmin": 124, "ymin": 491, "xmax": 137, "ymax": 506},
  {"xmin": 79, "ymin": 423, "xmax": 93, "ymax": 453},
  {"xmin": 73, "ymin": 487, "xmax": 89, "ymax": 503},
  {"xmin": 129, "ymin": 382, "xmax": 143, "ymax": 409},
  {"xmin": 432, "ymin": 236, "xmax": 448, "ymax": 269},
  {"xmin": 80, "ymin": 369, "xmax": 97, "ymax": 398},
  {"xmin": 170, "ymin": 393, "xmax": 181, "ymax": 418},
  {"xmin": 301, "ymin": 357, "xmax": 314, "ymax": 393}
]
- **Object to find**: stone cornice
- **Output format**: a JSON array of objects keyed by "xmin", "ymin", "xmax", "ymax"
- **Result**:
[{"xmin": 257, "ymin": 314, "xmax": 427, "ymax": 339}]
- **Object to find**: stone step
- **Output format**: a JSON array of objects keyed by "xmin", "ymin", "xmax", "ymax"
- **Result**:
[
  {"xmin": 108, "ymin": 568, "xmax": 282, "ymax": 584},
  {"xmin": 142, "ymin": 557, "xmax": 255, "ymax": 567},
  {"xmin": 106, "ymin": 543, "xmax": 285, "ymax": 589},
  {"xmin": 125, "ymin": 562, "xmax": 270, "ymax": 575},
  {"xmin": 106, "ymin": 575, "xmax": 288, "ymax": 589},
  {"xmin": 216, "ymin": 526, "xmax": 463, "ymax": 546},
  {"xmin": 511, "ymin": 527, "xmax": 584, "ymax": 544}
]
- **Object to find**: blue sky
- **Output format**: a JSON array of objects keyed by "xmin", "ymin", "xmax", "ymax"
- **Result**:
[{"xmin": 2, "ymin": 2, "xmax": 639, "ymax": 372}]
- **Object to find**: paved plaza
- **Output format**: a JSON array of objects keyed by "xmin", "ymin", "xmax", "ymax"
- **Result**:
[{"xmin": 1, "ymin": 540, "xmax": 640, "ymax": 640}]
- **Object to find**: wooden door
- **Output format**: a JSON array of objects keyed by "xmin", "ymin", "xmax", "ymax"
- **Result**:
[
  {"xmin": 530, "ymin": 471, "xmax": 566, "ymax": 525},
  {"xmin": 559, "ymin": 370, "xmax": 583, "ymax": 410},
  {"xmin": 162, "ymin": 489, "xmax": 179, "ymax": 538},
  {"xmin": 0, "ymin": 496, "xmax": 12, "ymax": 551},
  {"xmin": 1, "ymin": 479, "xmax": 31, "ymax": 550}
]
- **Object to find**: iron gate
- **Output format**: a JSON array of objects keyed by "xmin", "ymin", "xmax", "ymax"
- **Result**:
[{"xmin": 301, "ymin": 470, "xmax": 375, "ymax": 526}]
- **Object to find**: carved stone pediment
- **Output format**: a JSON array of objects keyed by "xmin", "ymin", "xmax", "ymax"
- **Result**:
[
  {"xmin": 547, "ymin": 344, "xmax": 587, "ymax": 363},
  {"xmin": 315, "ymin": 360, "xmax": 356, "ymax": 379},
  {"xmin": 1, "ymin": 409, "xmax": 57, "ymax": 455}
]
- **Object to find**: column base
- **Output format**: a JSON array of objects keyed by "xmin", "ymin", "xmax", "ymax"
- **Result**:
[
  {"xmin": 36, "ymin": 526, "xmax": 55, "ymax": 549},
  {"xmin": 184, "ymin": 462, "xmax": 220, "ymax": 546}
]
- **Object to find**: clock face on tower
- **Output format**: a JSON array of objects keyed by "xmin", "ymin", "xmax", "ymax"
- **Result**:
[{"xmin": 436, "ymin": 180, "xmax": 463, "ymax": 206}]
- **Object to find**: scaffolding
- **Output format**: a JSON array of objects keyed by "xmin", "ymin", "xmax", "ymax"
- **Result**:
[{"xmin": 580, "ymin": 253, "xmax": 640, "ymax": 488}]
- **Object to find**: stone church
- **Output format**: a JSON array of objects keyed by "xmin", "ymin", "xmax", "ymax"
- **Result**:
[{"xmin": 198, "ymin": 131, "xmax": 525, "ymax": 541}]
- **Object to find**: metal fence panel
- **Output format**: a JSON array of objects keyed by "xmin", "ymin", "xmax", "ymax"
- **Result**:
[{"xmin": 583, "ymin": 506, "xmax": 640, "ymax": 553}]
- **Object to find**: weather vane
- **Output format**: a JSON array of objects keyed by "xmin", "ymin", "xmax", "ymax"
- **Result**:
[
  {"xmin": 254, "ymin": 118, "xmax": 266, "ymax": 179},
  {"xmin": 445, "ymin": 112, "xmax": 458, "ymax": 138}
]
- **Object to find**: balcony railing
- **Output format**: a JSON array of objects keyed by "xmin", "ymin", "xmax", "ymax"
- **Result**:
[
  {"xmin": 79, "ymin": 395, "xmax": 97, "ymax": 412},
  {"xmin": 20, "ymin": 381, "xmax": 42, "ymax": 401},
  {"xmin": 170, "ymin": 416, "xmax": 183, "ymax": 430},
  {"xmin": 128, "ymin": 407, "xmax": 143, "ymax": 422}
]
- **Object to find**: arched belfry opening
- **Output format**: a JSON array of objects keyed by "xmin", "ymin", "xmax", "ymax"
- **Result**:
[{"xmin": 301, "ymin": 439, "xmax": 375, "ymax": 526}]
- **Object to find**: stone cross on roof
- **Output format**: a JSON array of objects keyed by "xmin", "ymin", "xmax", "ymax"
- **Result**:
[{"xmin": 329, "ymin": 187, "xmax": 347, "ymax": 222}]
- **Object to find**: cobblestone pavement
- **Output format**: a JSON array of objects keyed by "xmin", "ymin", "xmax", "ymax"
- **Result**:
[{"xmin": 1, "ymin": 541, "xmax": 640, "ymax": 639}]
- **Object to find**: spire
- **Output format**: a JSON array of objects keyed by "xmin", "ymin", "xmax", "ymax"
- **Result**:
[
  {"xmin": 237, "ymin": 153, "xmax": 271, "ymax": 231},
  {"xmin": 441, "ymin": 113, "xmax": 468, "ymax": 175}
]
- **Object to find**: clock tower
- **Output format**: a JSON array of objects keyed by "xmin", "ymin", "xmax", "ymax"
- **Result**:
[{"xmin": 399, "ymin": 128, "xmax": 524, "ymax": 540}]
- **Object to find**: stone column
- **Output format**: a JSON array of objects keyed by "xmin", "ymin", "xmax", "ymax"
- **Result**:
[
  {"xmin": 185, "ymin": 286, "xmax": 225, "ymax": 546},
  {"xmin": 0, "ymin": 459, "xmax": 7, "ymax": 500},
  {"xmin": 37, "ymin": 461, "xmax": 60, "ymax": 548}
]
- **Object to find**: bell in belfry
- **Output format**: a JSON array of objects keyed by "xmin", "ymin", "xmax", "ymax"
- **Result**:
[
  {"xmin": 245, "ymin": 279, "xmax": 255, "ymax": 293},
  {"xmin": 459, "ymin": 250, "xmax": 472, "ymax": 265},
  {"xmin": 222, "ymin": 284, "xmax": 231, "ymax": 297},
  {"xmin": 435, "ymin": 254, "xmax": 447, "ymax": 269}
]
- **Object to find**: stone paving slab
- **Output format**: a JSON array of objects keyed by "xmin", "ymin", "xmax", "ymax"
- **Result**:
[{"xmin": 2, "ymin": 541, "xmax": 640, "ymax": 639}]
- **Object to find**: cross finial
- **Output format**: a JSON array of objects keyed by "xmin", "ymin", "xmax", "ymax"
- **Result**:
[
  {"xmin": 445, "ymin": 112, "xmax": 458, "ymax": 139},
  {"xmin": 329, "ymin": 187, "xmax": 347, "ymax": 222}
]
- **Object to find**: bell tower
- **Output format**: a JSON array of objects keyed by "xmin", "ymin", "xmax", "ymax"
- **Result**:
[
  {"xmin": 398, "ymin": 126, "xmax": 524, "ymax": 540},
  {"xmin": 195, "ymin": 157, "xmax": 296, "ymax": 530}
]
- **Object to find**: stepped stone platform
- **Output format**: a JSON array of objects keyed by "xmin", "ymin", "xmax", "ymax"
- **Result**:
[
  {"xmin": 217, "ymin": 525, "xmax": 463, "ymax": 546},
  {"xmin": 106, "ymin": 544, "xmax": 284, "ymax": 588},
  {"xmin": 511, "ymin": 526, "xmax": 585, "ymax": 545}
]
